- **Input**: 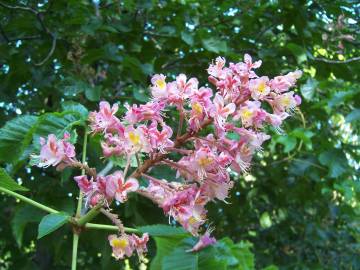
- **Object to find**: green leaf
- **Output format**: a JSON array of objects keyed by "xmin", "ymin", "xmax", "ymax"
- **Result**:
[
  {"xmin": 345, "ymin": 108, "xmax": 360, "ymax": 123},
  {"xmin": 0, "ymin": 115, "xmax": 38, "ymax": 163},
  {"xmin": 59, "ymin": 77, "xmax": 87, "ymax": 96},
  {"xmin": 202, "ymin": 38, "xmax": 227, "ymax": 53},
  {"xmin": 37, "ymin": 212, "xmax": 69, "ymax": 239},
  {"xmin": 181, "ymin": 31, "xmax": 194, "ymax": 46},
  {"xmin": 319, "ymin": 149, "xmax": 349, "ymax": 178},
  {"xmin": 286, "ymin": 43, "xmax": 307, "ymax": 64},
  {"xmin": 11, "ymin": 205, "xmax": 44, "ymax": 247},
  {"xmin": 0, "ymin": 168, "xmax": 28, "ymax": 191},
  {"xmin": 61, "ymin": 101, "xmax": 89, "ymax": 120},
  {"xmin": 138, "ymin": 225, "xmax": 189, "ymax": 270},
  {"xmin": 85, "ymin": 86, "xmax": 102, "ymax": 102},
  {"xmin": 276, "ymin": 136, "xmax": 297, "ymax": 153},
  {"xmin": 300, "ymin": 78, "xmax": 318, "ymax": 100},
  {"xmin": 162, "ymin": 247, "xmax": 198, "ymax": 270},
  {"xmin": 260, "ymin": 212, "xmax": 272, "ymax": 229},
  {"xmin": 138, "ymin": 224, "xmax": 188, "ymax": 237},
  {"xmin": 262, "ymin": 265, "xmax": 279, "ymax": 270},
  {"xmin": 290, "ymin": 128, "xmax": 314, "ymax": 150},
  {"xmin": 133, "ymin": 87, "xmax": 150, "ymax": 102}
]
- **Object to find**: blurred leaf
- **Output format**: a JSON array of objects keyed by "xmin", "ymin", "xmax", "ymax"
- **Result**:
[
  {"xmin": 300, "ymin": 78, "xmax": 318, "ymax": 100},
  {"xmin": 319, "ymin": 149, "xmax": 349, "ymax": 178},
  {"xmin": 345, "ymin": 108, "xmax": 360, "ymax": 123},
  {"xmin": 11, "ymin": 205, "xmax": 44, "ymax": 247},
  {"xmin": 202, "ymin": 38, "xmax": 227, "ymax": 53},
  {"xmin": 286, "ymin": 43, "xmax": 307, "ymax": 64},
  {"xmin": 181, "ymin": 31, "xmax": 194, "ymax": 46},
  {"xmin": 85, "ymin": 86, "xmax": 101, "ymax": 102},
  {"xmin": 260, "ymin": 212, "xmax": 272, "ymax": 229},
  {"xmin": 276, "ymin": 136, "xmax": 297, "ymax": 153}
]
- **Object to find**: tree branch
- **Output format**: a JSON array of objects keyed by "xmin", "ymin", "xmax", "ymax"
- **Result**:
[
  {"xmin": 312, "ymin": 55, "xmax": 360, "ymax": 64},
  {"xmin": 0, "ymin": 1, "xmax": 57, "ymax": 66}
]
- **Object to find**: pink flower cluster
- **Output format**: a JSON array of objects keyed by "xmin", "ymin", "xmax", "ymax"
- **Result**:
[{"xmin": 32, "ymin": 54, "xmax": 302, "ymax": 260}]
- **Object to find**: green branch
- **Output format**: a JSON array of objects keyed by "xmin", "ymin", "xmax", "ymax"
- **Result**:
[
  {"xmin": 76, "ymin": 204, "xmax": 102, "ymax": 227},
  {"xmin": 0, "ymin": 186, "xmax": 58, "ymax": 214},
  {"xmin": 85, "ymin": 223, "xmax": 139, "ymax": 233}
]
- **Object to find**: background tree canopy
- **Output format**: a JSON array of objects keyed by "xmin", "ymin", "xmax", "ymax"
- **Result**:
[{"xmin": 0, "ymin": 0, "xmax": 359, "ymax": 269}]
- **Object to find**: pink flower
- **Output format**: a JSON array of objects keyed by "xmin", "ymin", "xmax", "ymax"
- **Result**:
[
  {"xmin": 249, "ymin": 76, "xmax": 270, "ymax": 100},
  {"xmin": 124, "ymin": 125, "xmax": 151, "ymax": 154},
  {"xmin": 176, "ymin": 74, "xmax": 199, "ymax": 98},
  {"xmin": 74, "ymin": 175, "xmax": 93, "ymax": 193},
  {"xmin": 234, "ymin": 101, "xmax": 266, "ymax": 128},
  {"xmin": 244, "ymin": 53, "xmax": 262, "ymax": 70},
  {"xmin": 211, "ymin": 93, "xmax": 236, "ymax": 129},
  {"xmin": 105, "ymin": 171, "xmax": 139, "ymax": 203},
  {"xmin": 177, "ymin": 203, "xmax": 207, "ymax": 236},
  {"xmin": 108, "ymin": 234, "xmax": 134, "ymax": 260},
  {"xmin": 89, "ymin": 101, "xmax": 122, "ymax": 134},
  {"xmin": 34, "ymin": 133, "xmax": 76, "ymax": 169},
  {"xmin": 190, "ymin": 87, "xmax": 213, "ymax": 108},
  {"xmin": 150, "ymin": 74, "xmax": 168, "ymax": 99},
  {"xmin": 124, "ymin": 102, "xmax": 165, "ymax": 124},
  {"xmin": 193, "ymin": 146, "xmax": 216, "ymax": 179},
  {"xmin": 129, "ymin": 233, "xmax": 149, "ymax": 258},
  {"xmin": 271, "ymin": 91, "xmax": 298, "ymax": 113},
  {"xmin": 269, "ymin": 70, "xmax": 302, "ymax": 93},
  {"xmin": 207, "ymin": 56, "xmax": 226, "ymax": 78},
  {"xmin": 148, "ymin": 123, "xmax": 174, "ymax": 153},
  {"xmin": 187, "ymin": 229, "xmax": 216, "ymax": 252}
]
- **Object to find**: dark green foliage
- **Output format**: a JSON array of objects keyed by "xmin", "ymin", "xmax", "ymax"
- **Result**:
[{"xmin": 0, "ymin": 0, "xmax": 359, "ymax": 269}]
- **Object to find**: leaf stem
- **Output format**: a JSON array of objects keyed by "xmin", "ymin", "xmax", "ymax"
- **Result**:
[
  {"xmin": 85, "ymin": 223, "xmax": 139, "ymax": 233},
  {"xmin": 0, "ymin": 187, "xmax": 58, "ymax": 214}
]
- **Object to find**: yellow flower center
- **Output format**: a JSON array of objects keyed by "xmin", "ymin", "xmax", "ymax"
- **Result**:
[
  {"xmin": 280, "ymin": 96, "xmax": 291, "ymax": 107},
  {"xmin": 128, "ymin": 132, "xmax": 140, "ymax": 145},
  {"xmin": 155, "ymin": 79, "xmax": 166, "ymax": 90},
  {"xmin": 241, "ymin": 109, "xmax": 253, "ymax": 121},
  {"xmin": 257, "ymin": 82, "xmax": 267, "ymax": 94},
  {"xmin": 188, "ymin": 216, "xmax": 198, "ymax": 225},
  {"xmin": 198, "ymin": 157, "xmax": 213, "ymax": 167},
  {"xmin": 111, "ymin": 238, "xmax": 128, "ymax": 249},
  {"xmin": 192, "ymin": 102, "xmax": 203, "ymax": 115}
]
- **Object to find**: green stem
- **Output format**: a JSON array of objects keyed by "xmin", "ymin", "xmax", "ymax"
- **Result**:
[
  {"xmin": 85, "ymin": 223, "xmax": 139, "ymax": 233},
  {"xmin": 72, "ymin": 129, "xmax": 88, "ymax": 270},
  {"xmin": 76, "ymin": 204, "xmax": 102, "ymax": 227},
  {"xmin": 0, "ymin": 187, "xmax": 58, "ymax": 214},
  {"xmin": 76, "ymin": 130, "xmax": 88, "ymax": 217},
  {"xmin": 71, "ymin": 234, "xmax": 79, "ymax": 270}
]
